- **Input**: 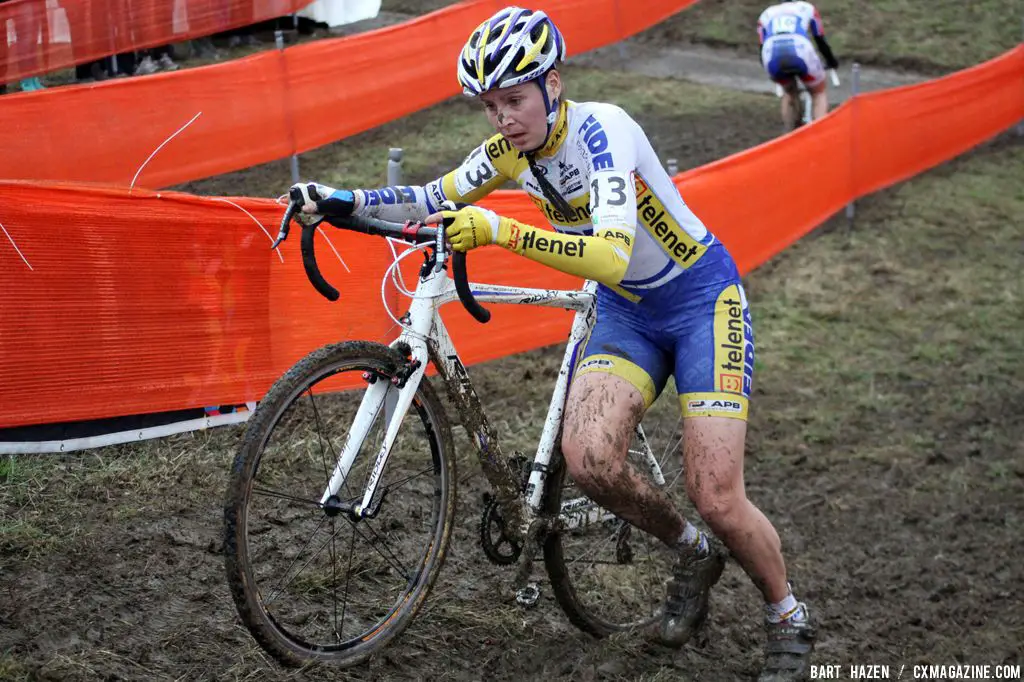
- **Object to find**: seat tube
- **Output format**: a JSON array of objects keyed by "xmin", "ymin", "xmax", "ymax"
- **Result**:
[{"xmin": 524, "ymin": 288, "xmax": 597, "ymax": 509}]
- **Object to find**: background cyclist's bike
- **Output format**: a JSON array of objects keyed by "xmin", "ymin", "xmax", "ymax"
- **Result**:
[
  {"xmin": 775, "ymin": 68, "xmax": 840, "ymax": 128},
  {"xmin": 223, "ymin": 191, "xmax": 688, "ymax": 667}
]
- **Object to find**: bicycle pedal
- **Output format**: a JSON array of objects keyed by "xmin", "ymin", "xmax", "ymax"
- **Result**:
[{"xmin": 515, "ymin": 582, "xmax": 540, "ymax": 608}]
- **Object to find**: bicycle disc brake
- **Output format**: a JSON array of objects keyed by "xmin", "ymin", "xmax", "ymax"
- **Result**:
[{"xmin": 478, "ymin": 454, "xmax": 530, "ymax": 565}]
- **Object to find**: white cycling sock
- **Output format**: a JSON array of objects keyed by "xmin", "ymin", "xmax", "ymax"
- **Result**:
[
  {"xmin": 676, "ymin": 522, "xmax": 709, "ymax": 556},
  {"xmin": 765, "ymin": 592, "xmax": 805, "ymax": 624}
]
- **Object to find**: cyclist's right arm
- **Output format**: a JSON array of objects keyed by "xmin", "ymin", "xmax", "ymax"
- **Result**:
[{"xmin": 294, "ymin": 134, "xmax": 512, "ymax": 223}]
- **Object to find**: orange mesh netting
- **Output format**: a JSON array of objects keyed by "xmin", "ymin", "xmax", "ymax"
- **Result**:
[
  {"xmin": 0, "ymin": 0, "xmax": 700, "ymax": 187},
  {"xmin": 0, "ymin": 41, "xmax": 1020, "ymax": 427},
  {"xmin": 0, "ymin": 0, "xmax": 304, "ymax": 83}
]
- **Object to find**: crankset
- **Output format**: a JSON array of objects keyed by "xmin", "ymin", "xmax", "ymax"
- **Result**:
[
  {"xmin": 479, "ymin": 492, "xmax": 523, "ymax": 565},
  {"xmin": 478, "ymin": 454, "xmax": 531, "ymax": 565}
]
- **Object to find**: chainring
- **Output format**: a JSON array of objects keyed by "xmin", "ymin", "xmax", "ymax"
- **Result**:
[
  {"xmin": 478, "ymin": 454, "xmax": 531, "ymax": 565},
  {"xmin": 479, "ymin": 493, "xmax": 523, "ymax": 565}
]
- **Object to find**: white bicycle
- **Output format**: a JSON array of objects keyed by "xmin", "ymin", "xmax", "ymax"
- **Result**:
[{"xmin": 222, "ymin": 191, "xmax": 687, "ymax": 667}]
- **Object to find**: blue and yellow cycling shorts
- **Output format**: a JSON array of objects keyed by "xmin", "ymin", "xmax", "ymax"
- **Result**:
[{"xmin": 574, "ymin": 242, "xmax": 754, "ymax": 420}]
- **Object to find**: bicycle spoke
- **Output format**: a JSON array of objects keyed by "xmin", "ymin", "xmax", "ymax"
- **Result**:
[
  {"xmin": 336, "ymin": 519, "xmax": 354, "ymax": 643},
  {"xmin": 657, "ymin": 421, "xmax": 683, "ymax": 471},
  {"xmin": 345, "ymin": 515, "xmax": 412, "ymax": 581},
  {"xmin": 251, "ymin": 485, "xmax": 323, "ymax": 508},
  {"xmin": 565, "ymin": 519, "xmax": 620, "ymax": 566},
  {"xmin": 308, "ymin": 386, "xmax": 339, "ymax": 484},
  {"xmin": 265, "ymin": 515, "xmax": 333, "ymax": 606},
  {"xmin": 381, "ymin": 467, "xmax": 434, "ymax": 494},
  {"xmin": 227, "ymin": 345, "xmax": 454, "ymax": 664}
]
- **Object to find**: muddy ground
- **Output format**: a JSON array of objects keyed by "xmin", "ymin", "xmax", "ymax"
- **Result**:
[
  {"xmin": 3, "ymin": 6, "xmax": 1023, "ymax": 681},
  {"xmin": 6, "ymin": 121, "xmax": 1023, "ymax": 680}
]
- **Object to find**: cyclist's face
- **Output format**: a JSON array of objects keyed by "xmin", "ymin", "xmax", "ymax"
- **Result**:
[{"xmin": 480, "ymin": 72, "xmax": 560, "ymax": 150}]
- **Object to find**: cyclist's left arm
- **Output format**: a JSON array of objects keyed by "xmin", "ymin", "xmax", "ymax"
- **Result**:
[
  {"xmin": 296, "ymin": 137, "xmax": 511, "ymax": 224},
  {"xmin": 807, "ymin": 4, "xmax": 840, "ymax": 69}
]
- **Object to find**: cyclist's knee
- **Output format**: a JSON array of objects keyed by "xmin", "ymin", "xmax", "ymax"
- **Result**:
[
  {"xmin": 683, "ymin": 418, "xmax": 748, "ymax": 528},
  {"xmin": 561, "ymin": 434, "xmax": 619, "ymax": 486},
  {"xmin": 690, "ymin": 486, "xmax": 745, "ymax": 533}
]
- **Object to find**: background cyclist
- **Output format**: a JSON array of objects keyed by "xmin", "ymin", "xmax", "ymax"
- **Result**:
[{"xmin": 758, "ymin": 0, "xmax": 840, "ymax": 129}]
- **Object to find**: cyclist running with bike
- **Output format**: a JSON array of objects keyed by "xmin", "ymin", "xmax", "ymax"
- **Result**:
[
  {"xmin": 758, "ymin": 0, "xmax": 839, "ymax": 130},
  {"xmin": 293, "ymin": 6, "xmax": 814, "ymax": 680}
]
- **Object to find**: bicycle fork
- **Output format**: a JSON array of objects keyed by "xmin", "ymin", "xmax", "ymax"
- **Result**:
[{"xmin": 317, "ymin": 281, "xmax": 439, "ymax": 515}]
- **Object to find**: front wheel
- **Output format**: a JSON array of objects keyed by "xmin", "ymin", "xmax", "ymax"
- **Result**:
[{"xmin": 224, "ymin": 341, "xmax": 456, "ymax": 667}]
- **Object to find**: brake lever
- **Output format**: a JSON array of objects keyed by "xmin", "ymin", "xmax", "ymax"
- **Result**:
[
  {"xmin": 272, "ymin": 187, "xmax": 324, "ymax": 250},
  {"xmin": 271, "ymin": 200, "xmax": 297, "ymax": 250}
]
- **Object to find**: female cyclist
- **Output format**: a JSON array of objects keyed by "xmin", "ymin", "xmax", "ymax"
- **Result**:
[{"xmin": 293, "ymin": 7, "xmax": 815, "ymax": 680}]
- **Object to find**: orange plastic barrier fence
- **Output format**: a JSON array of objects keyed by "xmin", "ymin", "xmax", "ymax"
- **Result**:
[
  {"xmin": 675, "ymin": 45, "xmax": 1024, "ymax": 273},
  {"xmin": 0, "ymin": 0, "xmax": 304, "ymax": 84},
  {"xmin": 0, "ymin": 0, "xmax": 699, "ymax": 188},
  {"xmin": 0, "ymin": 45, "xmax": 1021, "ymax": 428}
]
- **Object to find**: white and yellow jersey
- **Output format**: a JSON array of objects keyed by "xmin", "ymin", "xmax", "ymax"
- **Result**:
[
  {"xmin": 352, "ymin": 100, "xmax": 723, "ymax": 299},
  {"xmin": 349, "ymin": 99, "xmax": 754, "ymax": 421}
]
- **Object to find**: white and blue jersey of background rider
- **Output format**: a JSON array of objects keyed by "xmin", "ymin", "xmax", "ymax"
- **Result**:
[{"xmin": 758, "ymin": 2, "xmax": 827, "ymax": 86}]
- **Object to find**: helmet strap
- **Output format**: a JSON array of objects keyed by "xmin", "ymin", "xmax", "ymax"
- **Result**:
[{"xmin": 533, "ymin": 70, "xmax": 560, "ymax": 150}]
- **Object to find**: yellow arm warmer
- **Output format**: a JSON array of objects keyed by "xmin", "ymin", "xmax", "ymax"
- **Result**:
[{"xmin": 498, "ymin": 218, "xmax": 633, "ymax": 287}]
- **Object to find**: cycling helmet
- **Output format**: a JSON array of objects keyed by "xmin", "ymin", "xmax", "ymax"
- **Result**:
[{"xmin": 457, "ymin": 7, "xmax": 566, "ymax": 97}]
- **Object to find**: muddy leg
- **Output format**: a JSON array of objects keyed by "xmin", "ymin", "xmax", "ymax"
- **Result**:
[
  {"xmin": 561, "ymin": 373, "xmax": 687, "ymax": 546},
  {"xmin": 683, "ymin": 415, "xmax": 789, "ymax": 602}
]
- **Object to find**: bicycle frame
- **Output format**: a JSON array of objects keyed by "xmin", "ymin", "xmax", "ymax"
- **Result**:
[{"xmin": 318, "ymin": 256, "xmax": 663, "ymax": 544}]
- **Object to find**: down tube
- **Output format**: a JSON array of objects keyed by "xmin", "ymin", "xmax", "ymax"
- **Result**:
[{"xmin": 427, "ymin": 315, "xmax": 529, "ymax": 537}]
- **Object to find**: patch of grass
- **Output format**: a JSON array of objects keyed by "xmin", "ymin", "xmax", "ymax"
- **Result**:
[
  {"xmin": 0, "ymin": 520, "xmax": 58, "ymax": 557},
  {"xmin": 744, "ymin": 137, "xmax": 1023, "ymax": 489},
  {"xmin": 0, "ymin": 653, "xmax": 35, "ymax": 681},
  {"xmin": 0, "ymin": 429, "xmax": 239, "ymax": 562},
  {"xmin": 637, "ymin": 0, "xmax": 1021, "ymax": 73},
  {"xmin": 385, "ymin": 0, "xmax": 1019, "ymax": 73}
]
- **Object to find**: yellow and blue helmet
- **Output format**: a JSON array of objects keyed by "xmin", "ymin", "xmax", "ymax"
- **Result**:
[{"xmin": 457, "ymin": 6, "xmax": 567, "ymax": 96}]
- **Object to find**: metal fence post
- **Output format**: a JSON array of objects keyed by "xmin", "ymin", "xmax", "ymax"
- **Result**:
[
  {"xmin": 387, "ymin": 148, "xmax": 404, "ymax": 185},
  {"xmin": 1018, "ymin": 19, "xmax": 1024, "ymax": 137},
  {"xmin": 277, "ymin": 26, "xmax": 300, "ymax": 183},
  {"xmin": 845, "ymin": 62, "xmax": 860, "ymax": 229},
  {"xmin": 613, "ymin": 0, "xmax": 628, "ymax": 62}
]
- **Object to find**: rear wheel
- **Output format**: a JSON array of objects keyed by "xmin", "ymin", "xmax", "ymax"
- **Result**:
[
  {"xmin": 224, "ymin": 341, "xmax": 456, "ymax": 667},
  {"xmin": 542, "ymin": 391, "xmax": 687, "ymax": 636}
]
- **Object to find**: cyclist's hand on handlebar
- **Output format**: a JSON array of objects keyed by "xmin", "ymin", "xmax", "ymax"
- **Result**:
[
  {"xmin": 440, "ymin": 204, "xmax": 502, "ymax": 252},
  {"xmin": 290, "ymin": 182, "xmax": 355, "ymax": 221}
]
